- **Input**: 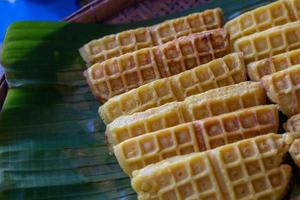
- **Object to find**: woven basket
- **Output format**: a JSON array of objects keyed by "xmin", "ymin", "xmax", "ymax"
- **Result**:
[
  {"xmin": 66, "ymin": 0, "xmax": 209, "ymax": 23},
  {"xmin": 0, "ymin": 0, "xmax": 209, "ymax": 110}
]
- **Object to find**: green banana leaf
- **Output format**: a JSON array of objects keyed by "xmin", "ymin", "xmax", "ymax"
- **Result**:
[{"xmin": 1, "ymin": 0, "xmax": 300, "ymax": 199}]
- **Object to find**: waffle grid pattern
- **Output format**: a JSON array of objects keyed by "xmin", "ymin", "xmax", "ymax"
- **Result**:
[
  {"xmin": 286, "ymin": 113, "xmax": 300, "ymax": 132},
  {"xmin": 212, "ymin": 134, "xmax": 290, "ymax": 199},
  {"xmin": 261, "ymin": 64, "xmax": 300, "ymax": 116},
  {"xmin": 151, "ymin": 8, "xmax": 223, "ymax": 45},
  {"xmin": 170, "ymin": 53, "xmax": 245, "ymax": 100},
  {"xmin": 247, "ymin": 49, "xmax": 300, "ymax": 81},
  {"xmin": 80, "ymin": 8, "xmax": 223, "ymax": 65},
  {"xmin": 100, "ymin": 53, "xmax": 245, "ymax": 124},
  {"xmin": 107, "ymin": 82, "xmax": 265, "ymax": 145},
  {"xmin": 108, "ymin": 103, "xmax": 186, "ymax": 145},
  {"xmin": 233, "ymin": 21, "xmax": 300, "ymax": 64},
  {"xmin": 289, "ymin": 0, "xmax": 300, "ymax": 20},
  {"xmin": 289, "ymin": 138, "xmax": 300, "ymax": 168},
  {"xmin": 151, "ymin": 155, "xmax": 224, "ymax": 200},
  {"xmin": 86, "ymin": 29, "xmax": 230, "ymax": 102},
  {"xmin": 186, "ymin": 84, "xmax": 263, "ymax": 121},
  {"xmin": 115, "ymin": 105, "xmax": 278, "ymax": 175},
  {"xmin": 85, "ymin": 28, "xmax": 153, "ymax": 64},
  {"xmin": 225, "ymin": 0, "xmax": 295, "ymax": 43},
  {"xmin": 132, "ymin": 134, "xmax": 291, "ymax": 200}
]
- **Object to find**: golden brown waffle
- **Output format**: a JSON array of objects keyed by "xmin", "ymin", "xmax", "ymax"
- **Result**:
[
  {"xmin": 100, "ymin": 53, "xmax": 246, "ymax": 124},
  {"xmin": 80, "ymin": 8, "xmax": 223, "ymax": 65},
  {"xmin": 234, "ymin": 21, "xmax": 300, "ymax": 64},
  {"xmin": 131, "ymin": 133, "xmax": 292, "ymax": 200},
  {"xmin": 106, "ymin": 81, "xmax": 266, "ymax": 146},
  {"xmin": 289, "ymin": 138, "xmax": 300, "ymax": 168},
  {"xmin": 261, "ymin": 64, "xmax": 300, "ymax": 116},
  {"xmin": 285, "ymin": 113, "xmax": 300, "ymax": 132},
  {"xmin": 287, "ymin": 0, "xmax": 300, "ymax": 20},
  {"xmin": 225, "ymin": 0, "xmax": 296, "ymax": 44},
  {"xmin": 80, "ymin": 28, "xmax": 152, "ymax": 65},
  {"xmin": 247, "ymin": 49, "xmax": 300, "ymax": 81},
  {"xmin": 114, "ymin": 105, "xmax": 279, "ymax": 175},
  {"xmin": 86, "ymin": 29, "xmax": 230, "ymax": 102},
  {"xmin": 150, "ymin": 8, "xmax": 223, "ymax": 45}
]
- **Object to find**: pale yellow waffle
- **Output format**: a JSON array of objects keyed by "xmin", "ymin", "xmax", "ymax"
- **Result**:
[
  {"xmin": 286, "ymin": 131, "xmax": 300, "ymax": 170},
  {"xmin": 225, "ymin": 0, "xmax": 296, "ymax": 44},
  {"xmin": 131, "ymin": 133, "xmax": 292, "ymax": 200},
  {"xmin": 247, "ymin": 49, "xmax": 300, "ymax": 81},
  {"xmin": 150, "ymin": 8, "xmax": 223, "ymax": 45},
  {"xmin": 261, "ymin": 64, "xmax": 300, "ymax": 116},
  {"xmin": 285, "ymin": 113, "xmax": 300, "ymax": 132},
  {"xmin": 287, "ymin": 0, "xmax": 300, "ymax": 20},
  {"xmin": 80, "ymin": 8, "xmax": 223, "ymax": 65},
  {"xmin": 289, "ymin": 138, "xmax": 300, "ymax": 168},
  {"xmin": 80, "ymin": 28, "xmax": 152, "ymax": 65},
  {"xmin": 106, "ymin": 81, "xmax": 266, "ymax": 146},
  {"xmin": 100, "ymin": 53, "xmax": 246, "ymax": 124},
  {"xmin": 234, "ymin": 21, "xmax": 300, "ymax": 64},
  {"xmin": 114, "ymin": 105, "xmax": 279, "ymax": 175},
  {"xmin": 86, "ymin": 29, "xmax": 230, "ymax": 102}
]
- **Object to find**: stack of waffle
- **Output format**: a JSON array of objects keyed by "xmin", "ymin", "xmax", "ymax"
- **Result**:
[
  {"xmin": 80, "ymin": 8, "xmax": 223, "ymax": 66},
  {"xmin": 79, "ymin": 1, "xmax": 300, "ymax": 199},
  {"xmin": 132, "ymin": 133, "xmax": 292, "ymax": 199},
  {"xmin": 85, "ymin": 30, "xmax": 231, "ymax": 101}
]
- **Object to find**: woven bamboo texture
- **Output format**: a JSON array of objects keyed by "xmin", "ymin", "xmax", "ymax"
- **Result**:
[{"xmin": 66, "ymin": 0, "xmax": 210, "ymax": 23}]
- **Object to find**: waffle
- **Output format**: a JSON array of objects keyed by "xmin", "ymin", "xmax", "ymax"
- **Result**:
[
  {"xmin": 86, "ymin": 29, "xmax": 230, "ymax": 102},
  {"xmin": 225, "ymin": 0, "xmax": 296, "ymax": 44},
  {"xmin": 100, "ymin": 53, "xmax": 246, "ymax": 124},
  {"xmin": 150, "ymin": 8, "xmax": 223, "ymax": 45},
  {"xmin": 131, "ymin": 133, "xmax": 292, "ymax": 200},
  {"xmin": 80, "ymin": 8, "xmax": 223, "ymax": 65},
  {"xmin": 285, "ymin": 113, "xmax": 300, "ymax": 132},
  {"xmin": 106, "ymin": 81, "xmax": 266, "ymax": 146},
  {"xmin": 114, "ymin": 105, "xmax": 279, "ymax": 175},
  {"xmin": 289, "ymin": 138, "xmax": 300, "ymax": 169},
  {"xmin": 247, "ymin": 49, "xmax": 300, "ymax": 81},
  {"xmin": 261, "ymin": 64, "xmax": 300, "ymax": 116},
  {"xmin": 288, "ymin": 0, "xmax": 300, "ymax": 20},
  {"xmin": 234, "ymin": 21, "xmax": 300, "ymax": 64}
]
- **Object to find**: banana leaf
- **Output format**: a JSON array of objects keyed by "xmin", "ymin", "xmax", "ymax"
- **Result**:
[{"xmin": 1, "ymin": 0, "xmax": 300, "ymax": 199}]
